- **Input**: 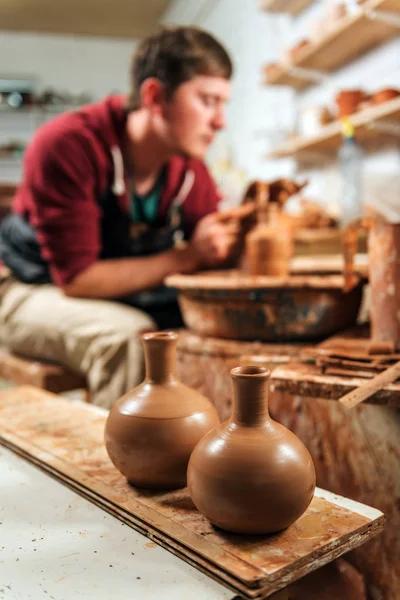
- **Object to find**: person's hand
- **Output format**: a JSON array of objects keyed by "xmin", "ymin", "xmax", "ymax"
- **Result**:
[{"xmin": 188, "ymin": 212, "xmax": 242, "ymax": 268}]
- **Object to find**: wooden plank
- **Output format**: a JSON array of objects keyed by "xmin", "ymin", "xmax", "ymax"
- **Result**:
[
  {"xmin": 0, "ymin": 385, "xmax": 385, "ymax": 599},
  {"xmin": 268, "ymin": 96, "xmax": 400, "ymax": 159},
  {"xmin": 290, "ymin": 253, "xmax": 368, "ymax": 278},
  {"xmin": 264, "ymin": 0, "xmax": 400, "ymax": 90},
  {"xmin": 260, "ymin": 0, "xmax": 313, "ymax": 15},
  {"xmin": 270, "ymin": 362, "xmax": 400, "ymax": 406},
  {"xmin": 0, "ymin": 348, "xmax": 87, "ymax": 393},
  {"xmin": 339, "ymin": 361, "xmax": 400, "ymax": 408}
]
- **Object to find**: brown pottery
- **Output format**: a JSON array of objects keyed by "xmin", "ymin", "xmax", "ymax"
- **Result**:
[
  {"xmin": 245, "ymin": 182, "xmax": 293, "ymax": 276},
  {"xmin": 187, "ymin": 366, "xmax": 316, "ymax": 534},
  {"xmin": 372, "ymin": 88, "xmax": 400, "ymax": 106},
  {"xmin": 335, "ymin": 90, "xmax": 367, "ymax": 118},
  {"xmin": 105, "ymin": 331, "xmax": 220, "ymax": 489}
]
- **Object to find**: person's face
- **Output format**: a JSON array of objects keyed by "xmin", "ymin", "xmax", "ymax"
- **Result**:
[{"xmin": 159, "ymin": 75, "xmax": 231, "ymax": 160}]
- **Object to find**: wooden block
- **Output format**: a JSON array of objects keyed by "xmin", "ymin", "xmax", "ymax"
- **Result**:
[{"xmin": 0, "ymin": 348, "xmax": 87, "ymax": 394}]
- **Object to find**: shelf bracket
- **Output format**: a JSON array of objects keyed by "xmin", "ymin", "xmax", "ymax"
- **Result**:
[
  {"xmin": 365, "ymin": 8, "xmax": 400, "ymax": 28},
  {"xmin": 366, "ymin": 120, "xmax": 400, "ymax": 137},
  {"xmin": 288, "ymin": 66, "xmax": 329, "ymax": 84}
]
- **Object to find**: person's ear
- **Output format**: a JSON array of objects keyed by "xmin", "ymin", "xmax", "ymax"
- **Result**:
[{"xmin": 139, "ymin": 78, "xmax": 166, "ymax": 115}]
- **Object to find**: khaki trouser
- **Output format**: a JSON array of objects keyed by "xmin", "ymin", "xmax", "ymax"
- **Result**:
[{"xmin": 0, "ymin": 279, "xmax": 156, "ymax": 409}]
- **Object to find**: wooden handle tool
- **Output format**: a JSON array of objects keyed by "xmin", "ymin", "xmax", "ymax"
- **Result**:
[{"xmin": 339, "ymin": 359, "xmax": 400, "ymax": 409}]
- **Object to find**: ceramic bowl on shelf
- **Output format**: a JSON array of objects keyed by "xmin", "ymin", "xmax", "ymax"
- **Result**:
[
  {"xmin": 335, "ymin": 89, "xmax": 367, "ymax": 118},
  {"xmin": 372, "ymin": 88, "xmax": 400, "ymax": 106}
]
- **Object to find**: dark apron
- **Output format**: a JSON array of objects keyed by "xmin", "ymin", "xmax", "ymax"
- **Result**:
[
  {"xmin": 0, "ymin": 185, "xmax": 185, "ymax": 329},
  {"xmin": 98, "ymin": 186, "xmax": 185, "ymax": 329}
]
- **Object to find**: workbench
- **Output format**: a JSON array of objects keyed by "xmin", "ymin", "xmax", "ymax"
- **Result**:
[
  {"xmin": 0, "ymin": 445, "xmax": 233, "ymax": 600},
  {"xmin": 175, "ymin": 327, "xmax": 399, "ymax": 599},
  {"xmin": 269, "ymin": 327, "xmax": 400, "ymax": 600},
  {"xmin": 0, "ymin": 385, "xmax": 385, "ymax": 599}
]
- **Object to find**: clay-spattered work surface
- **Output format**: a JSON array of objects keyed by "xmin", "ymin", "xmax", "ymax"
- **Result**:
[{"xmin": 0, "ymin": 386, "xmax": 384, "ymax": 599}]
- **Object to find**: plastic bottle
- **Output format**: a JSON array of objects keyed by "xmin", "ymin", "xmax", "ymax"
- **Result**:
[{"xmin": 338, "ymin": 118, "xmax": 364, "ymax": 228}]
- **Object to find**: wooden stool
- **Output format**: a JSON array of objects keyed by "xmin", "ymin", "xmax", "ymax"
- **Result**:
[{"xmin": 0, "ymin": 348, "xmax": 90, "ymax": 401}]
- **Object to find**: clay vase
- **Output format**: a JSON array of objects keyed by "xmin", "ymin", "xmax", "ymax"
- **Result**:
[
  {"xmin": 105, "ymin": 331, "xmax": 220, "ymax": 489},
  {"xmin": 187, "ymin": 366, "xmax": 316, "ymax": 534},
  {"xmin": 372, "ymin": 88, "xmax": 400, "ymax": 106},
  {"xmin": 335, "ymin": 90, "xmax": 366, "ymax": 118},
  {"xmin": 246, "ymin": 201, "xmax": 293, "ymax": 277}
]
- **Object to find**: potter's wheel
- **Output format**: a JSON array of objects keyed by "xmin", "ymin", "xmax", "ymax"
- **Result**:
[{"xmin": 165, "ymin": 270, "xmax": 365, "ymax": 342}]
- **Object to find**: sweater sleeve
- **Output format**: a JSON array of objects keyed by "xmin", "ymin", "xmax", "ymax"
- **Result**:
[{"xmin": 19, "ymin": 126, "xmax": 101, "ymax": 286}]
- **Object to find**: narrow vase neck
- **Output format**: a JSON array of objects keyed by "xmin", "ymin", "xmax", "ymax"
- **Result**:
[
  {"xmin": 143, "ymin": 332, "xmax": 177, "ymax": 384},
  {"xmin": 231, "ymin": 366, "xmax": 270, "ymax": 427}
]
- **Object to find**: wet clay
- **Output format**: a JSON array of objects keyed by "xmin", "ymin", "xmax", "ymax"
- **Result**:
[
  {"xmin": 105, "ymin": 331, "xmax": 220, "ymax": 489},
  {"xmin": 245, "ymin": 182, "xmax": 293, "ymax": 276},
  {"xmin": 187, "ymin": 366, "xmax": 316, "ymax": 534}
]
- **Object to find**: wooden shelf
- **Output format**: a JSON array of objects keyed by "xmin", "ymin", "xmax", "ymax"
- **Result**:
[
  {"xmin": 260, "ymin": 0, "xmax": 314, "ymax": 15},
  {"xmin": 268, "ymin": 96, "xmax": 400, "ymax": 158},
  {"xmin": 264, "ymin": 0, "xmax": 400, "ymax": 90}
]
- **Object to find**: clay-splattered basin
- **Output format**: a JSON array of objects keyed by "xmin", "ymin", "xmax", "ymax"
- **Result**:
[{"xmin": 165, "ymin": 271, "xmax": 364, "ymax": 342}]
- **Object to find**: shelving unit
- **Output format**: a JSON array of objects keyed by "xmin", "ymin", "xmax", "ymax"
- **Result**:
[
  {"xmin": 268, "ymin": 96, "xmax": 400, "ymax": 159},
  {"xmin": 264, "ymin": 0, "xmax": 400, "ymax": 90},
  {"xmin": 0, "ymin": 104, "xmax": 84, "ymax": 182},
  {"xmin": 0, "ymin": 104, "xmax": 81, "ymax": 116},
  {"xmin": 260, "ymin": 0, "xmax": 314, "ymax": 15}
]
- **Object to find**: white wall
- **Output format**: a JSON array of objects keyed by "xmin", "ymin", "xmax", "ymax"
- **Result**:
[
  {"xmin": 0, "ymin": 30, "xmax": 138, "ymax": 181},
  {"xmin": 163, "ymin": 0, "xmax": 400, "ymax": 216},
  {"xmin": 0, "ymin": 30, "xmax": 137, "ymax": 97}
]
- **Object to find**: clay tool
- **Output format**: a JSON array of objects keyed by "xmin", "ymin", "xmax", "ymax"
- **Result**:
[{"xmin": 339, "ymin": 359, "xmax": 400, "ymax": 409}]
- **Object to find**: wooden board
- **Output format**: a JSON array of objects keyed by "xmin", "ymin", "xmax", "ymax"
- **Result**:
[
  {"xmin": 271, "ymin": 362, "xmax": 400, "ymax": 406},
  {"xmin": 270, "ymin": 327, "xmax": 400, "ymax": 406},
  {"xmin": 264, "ymin": 0, "xmax": 400, "ymax": 90},
  {"xmin": 268, "ymin": 96, "xmax": 400, "ymax": 159},
  {"xmin": 260, "ymin": 0, "xmax": 313, "ymax": 15},
  {"xmin": 290, "ymin": 253, "xmax": 368, "ymax": 278},
  {"xmin": 0, "ymin": 386, "xmax": 385, "ymax": 599}
]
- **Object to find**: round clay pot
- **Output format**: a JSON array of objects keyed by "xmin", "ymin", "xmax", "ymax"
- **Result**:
[
  {"xmin": 372, "ymin": 88, "xmax": 400, "ymax": 106},
  {"xmin": 105, "ymin": 331, "xmax": 220, "ymax": 489},
  {"xmin": 187, "ymin": 366, "xmax": 316, "ymax": 534},
  {"xmin": 335, "ymin": 90, "xmax": 366, "ymax": 118}
]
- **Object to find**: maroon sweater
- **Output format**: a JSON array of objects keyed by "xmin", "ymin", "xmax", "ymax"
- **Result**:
[{"xmin": 11, "ymin": 96, "xmax": 220, "ymax": 286}]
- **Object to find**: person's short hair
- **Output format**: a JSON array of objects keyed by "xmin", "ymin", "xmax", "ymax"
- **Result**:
[{"xmin": 126, "ymin": 26, "xmax": 233, "ymax": 110}]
